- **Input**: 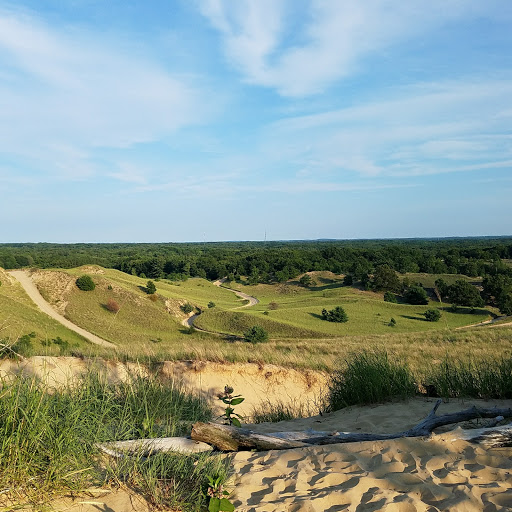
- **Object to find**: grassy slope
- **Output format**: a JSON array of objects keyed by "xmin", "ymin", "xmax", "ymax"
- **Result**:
[
  {"xmin": 5, "ymin": 266, "xmax": 509, "ymax": 371},
  {"xmin": 203, "ymin": 274, "xmax": 490, "ymax": 337},
  {"xmin": 0, "ymin": 269, "xmax": 91, "ymax": 355}
]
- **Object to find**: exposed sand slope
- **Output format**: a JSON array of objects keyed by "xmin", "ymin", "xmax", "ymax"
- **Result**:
[
  {"xmin": 8, "ymin": 270, "xmax": 116, "ymax": 349},
  {"xmin": 231, "ymin": 398, "xmax": 512, "ymax": 511},
  {"xmin": 0, "ymin": 356, "xmax": 327, "ymax": 417}
]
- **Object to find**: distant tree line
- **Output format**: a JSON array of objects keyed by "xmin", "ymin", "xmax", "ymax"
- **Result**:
[{"xmin": 1, "ymin": 238, "xmax": 512, "ymax": 314}]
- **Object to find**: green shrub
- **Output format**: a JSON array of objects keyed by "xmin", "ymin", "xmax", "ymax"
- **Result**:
[
  {"xmin": 424, "ymin": 308, "xmax": 441, "ymax": 322},
  {"xmin": 244, "ymin": 326, "xmax": 268, "ymax": 344},
  {"xmin": 208, "ymin": 301, "xmax": 216, "ymax": 308},
  {"xmin": 327, "ymin": 351, "xmax": 416, "ymax": 411},
  {"xmin": 321, "ymin": 306, "xmax": 348, "ymax": 323},
  {"xmin": 384, "ymin": 291, "xmax": 397, "ymax": 303},
  {"xmin": 180, "ymin": 303, "xmax": 194, "ymax": 314},
  {"xmin": 388, "ymin": 317, "xmax": 396, "ymax": 327},
  {"xmin": 146, "ymin": 280, "xmax": 157, "ymax": 294},
  {"xmin": 75, "ymin": 275, "xmax": 95, "ymax": 291},
  {"xmin": 343, "ymin": 274, "xmax": 353, "ymax": 286},
  {"xmin": 404, "ymin": 285, "xmax": 428, "ymax": 305}
]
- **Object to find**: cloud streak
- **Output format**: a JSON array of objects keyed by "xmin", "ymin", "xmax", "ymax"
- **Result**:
[
  {"xmin": 200, "ymin": 0, "xmax": 512, "ymax": 96},
  {"xmin": 0, "ymin": 5, "xmax": 211, "ymax": 181}
]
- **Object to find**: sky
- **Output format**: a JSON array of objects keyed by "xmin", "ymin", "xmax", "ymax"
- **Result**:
[{"xmin": 1, "ymin": 0, "xmax": 511, "ymax": 243}]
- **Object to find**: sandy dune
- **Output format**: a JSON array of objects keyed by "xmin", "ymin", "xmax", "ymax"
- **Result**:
[
  {"xmin": 231, "ymin": 398, "xmax": 512, "ymax": 511},
  {"xmin": 3, "ymin": 356, "xmax": 511, "ymax": 511},
  {"xmin": 8, "ymin": 270, "xmax": 116, "ymax": 349}
]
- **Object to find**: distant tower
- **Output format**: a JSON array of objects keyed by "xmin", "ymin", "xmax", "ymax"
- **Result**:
[{"xmin": 264, "ymin": 230, "xmax": 267, "ymax": 243}]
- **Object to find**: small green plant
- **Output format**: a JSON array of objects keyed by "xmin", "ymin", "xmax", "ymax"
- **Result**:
[
  {"xmin": 244, "ymin": 326, "xmax": 268, "ymax": 343},
  {"xmin": 180, "ymin": 302, "xmax": 194, "ymax": 314},
  {"xmin": 218, "ymin": 385, "xmax": 244, "ymax": 427},
  {"xmin": 146, "ymin": 280, "xmax": 156, "ymax": 294},
  {"xmin": 206, "ymin": 475, "xmax": 234, "ymax": 512},
  {"xmin": 388, "ymin": 317, "xmax": 396, "ymax": 327},
  {"xmin": 208, "ymin": 301, "xmax": 216, "ymax": 308},
  {"xmin": 75, "ymin": 275, "xmax": 95, "ymax": 291},
  {"xmin": 321, "ymin": 306, "xmax": 348, "ymax": 323},
  {"xmin": 424, "ymin": 308, "xmax": 441, "ymax": 322}
]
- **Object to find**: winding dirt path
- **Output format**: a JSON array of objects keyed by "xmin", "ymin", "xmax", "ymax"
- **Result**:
[
  {"xmin": 213, "ymin": 277, "xmax": 259, "ymax": 307},
  {"xmin": 181, "ymin": 278, "xmax": 259, "ymax": 330},
  {"xmin": 9, "ymin": 270, "xmax": 116, "ymax": 349}
]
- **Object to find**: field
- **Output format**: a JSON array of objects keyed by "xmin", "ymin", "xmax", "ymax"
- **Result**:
[
  {"xmin": 195, "ymin": 272, "xmax": 491, "ymax": 337},
  {"xmin": 1, "ymin": 267, "xmax": 510, "ymax": 372}
]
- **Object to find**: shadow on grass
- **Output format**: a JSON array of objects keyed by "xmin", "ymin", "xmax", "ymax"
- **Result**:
[
  {"xmin": 400, "ymin": 314, "xmax": 427, "ymax": 321},
  {"xmin": 309, "ymin": 312, "xmax": 324, "ymax": 320},
  {"xmin": 439, "ymin": 306, "xmax": 489, "ymax": 315}
]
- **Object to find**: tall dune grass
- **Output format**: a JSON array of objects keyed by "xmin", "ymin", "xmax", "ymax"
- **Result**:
[
  {"xmin": 0, "ymin": 371, "xmax": 228, "ymax": 510},
  {"xmin": 326, "ymin": 350, "xmax": 512, "ymax": 413}
]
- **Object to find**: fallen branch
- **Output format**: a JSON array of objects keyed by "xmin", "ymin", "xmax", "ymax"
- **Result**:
[
  {"xmin": 191, "ymin": 400, "xmax": 512, "ymax": 451},
  {"xmin": 97, "ymin": 437, "xmax": 213, "ymax": 458}
]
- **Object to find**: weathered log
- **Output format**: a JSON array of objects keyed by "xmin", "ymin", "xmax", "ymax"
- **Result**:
[
  {"xmin": 191, "ymin": 401, "xmax": 512, "ymax": 451},
  {"xmin": 97, "ymin": 437, "xmax": 213, "ymax": 458}
]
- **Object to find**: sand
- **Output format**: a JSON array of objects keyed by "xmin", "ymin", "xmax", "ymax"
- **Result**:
[
  {"xmin": 2, "ymin": 358, "xmax": 511, "ymax": 511},
  {"xmin": 230, "ymin": 398, "xmax": 512, "ymax": 511}
]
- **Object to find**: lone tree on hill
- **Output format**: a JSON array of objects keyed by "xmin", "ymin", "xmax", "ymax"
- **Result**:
[
  {"xmin": 299, "ymin": 274, "xmax": 315, "ymax": 287},
  {"xmin": 146, "ymin": 280, "xmax": 156, "ymax": 294},
  {"xmin": 447, "ymin": 279, "xmax": 484, "ymax": 308},
  {"xmin": 321, "ymin": 306, "xmax": 348, "ymax": 323},
  {"xmin": 404, "ymin": 285, "xmax": 428, "ymax": 305},
  {"xmin": 76, "ymin": 275, "xmax": 95, "ymax": 291},
  {"xmin": 424, "ymin": 309, "xmax": 441, "ymax": 322},
  {"xmin": 371, "ymin": 265, "xmax": 401, "ymax": 292},
  {"xmin": 244, "ymin": 326, "xmax": 269, "ymax": 344}
]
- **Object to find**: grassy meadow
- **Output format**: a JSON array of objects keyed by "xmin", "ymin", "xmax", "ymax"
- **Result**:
[{"xmin": 1, "ymin": 266, "xmax": 510, "ymax": 372}]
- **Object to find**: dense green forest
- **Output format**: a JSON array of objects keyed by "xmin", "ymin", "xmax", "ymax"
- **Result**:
[
  {"xmin": 1, "ymin": 237, "xmax": 511, "ymax": 279},
  {"xmin": 2, "ymin": 238, "xmax": 512, "ymax": 315}
]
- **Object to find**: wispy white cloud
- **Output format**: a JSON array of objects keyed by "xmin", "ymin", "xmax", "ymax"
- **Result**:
[
  {"xmin": 263, "ymin": 79, "xmax": 512, "ymax": 178},
  {"xmin": 0, "ymin": 6, "xmax": 212, "ymax": 181},
  {"xmin": 199, "ymin": 0, "xmax": 512, "ymax": 97}
]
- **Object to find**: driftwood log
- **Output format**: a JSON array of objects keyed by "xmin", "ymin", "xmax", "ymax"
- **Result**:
[
  {"xmin": 191, "ymin": 400, "xmax": 512, "ymax": 451},
  {"xmin": 97, "ymin": 437, "xmax": 213, "ymax": 458}
]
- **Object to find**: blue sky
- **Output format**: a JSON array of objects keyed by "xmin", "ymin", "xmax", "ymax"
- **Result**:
[{"xmin": 1, "ymin": 0, "xmax": 511, "ymax": 242}]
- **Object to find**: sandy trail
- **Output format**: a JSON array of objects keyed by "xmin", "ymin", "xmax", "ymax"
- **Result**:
[
  {"xmin": 182, "ymin": 277, "xmax": 259, "ymax": 329},
  {"xmin": 9, "ymin": 270, "xmax": 116, "ymax": 349},
  {"xmin": 213, "ymin": 277, "xmax": 260, "ymax": 307}
]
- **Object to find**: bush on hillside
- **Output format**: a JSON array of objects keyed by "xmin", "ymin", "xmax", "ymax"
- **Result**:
[
  {"xmin": 244, "ymin": 326, "xmax": 268, "ymax": 344},
  {"xmin": 343, "ymin": 274, "xmax": 353, "ymax": 286},
  {"xmin": 75, "ymin": 275, "xmax": 95, "ymax": 291},
  {"xmin": 404, "ymin": 285, "xmax": 428, "ymax": 305},
  {"xmin": 180, "ymin": 303, "xmax": 194, "ymax": 314},
  {"xmin": 384, "ymin": 291, "xmax": 397, "ymax": 303},
  {"xmin": 321, "ymin": 306, "xmax": 348, "ymax": 323},
  {"xmin": 146, "ymin": 280, "xmax": 156, "ymax": 294},
  {"xmin": 106, "ymin": 299, "xmax": 120, "ymax": 313},
  {"xmin": 424, "ymin": 308, "xmax": 441, "ymax": 322}
]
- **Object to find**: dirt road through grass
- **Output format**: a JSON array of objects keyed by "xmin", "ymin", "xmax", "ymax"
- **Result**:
[
  {"xmin": 181, "ymin": 277, "xmax": 259, "ymax": 330},
  {"xmin": 9, "ymin": 270, "xmax": 116, "ymax": 349},
  {"xmin": 213, "ymin": 277, "xmax": 259, "ymax": 307}
]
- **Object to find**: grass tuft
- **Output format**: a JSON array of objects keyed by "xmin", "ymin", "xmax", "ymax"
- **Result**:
[
  {"xmin": 327, "ymin": 351, "xmax": 417, "ymax": 411},
  {"xmin": 0, "ymin": 370, "xmax": 227, "ymax": 510},
  {"xmin": 427, "ymin": 357, "xmax": 512, "ymax": 399}
]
